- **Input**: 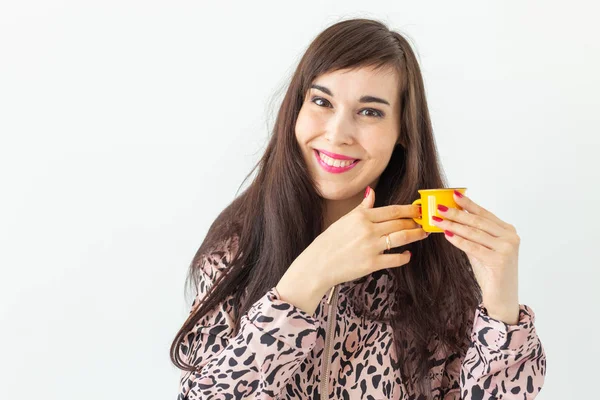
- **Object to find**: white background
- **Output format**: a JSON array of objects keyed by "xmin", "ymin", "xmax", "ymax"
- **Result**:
[{"xmin": 1, "ymin": 1, "xmax": 598, "ymax": 399}]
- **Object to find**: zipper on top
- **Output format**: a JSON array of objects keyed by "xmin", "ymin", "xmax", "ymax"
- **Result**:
[{"xmin": 320, "ymin": 284, "xmax": 339, "ymax": 400}]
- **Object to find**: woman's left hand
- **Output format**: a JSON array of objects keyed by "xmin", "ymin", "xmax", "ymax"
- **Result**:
[{"xmin": 431, "ymin": 190, "xmax": 521, "ymax": 325}]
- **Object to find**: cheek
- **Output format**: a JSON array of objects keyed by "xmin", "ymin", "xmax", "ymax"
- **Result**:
[
  {"xmin": 295, "ymin": 108, "xmax": 324, "ymax": 142},
  {"xmin": 360, "ymin": 131, "xmax": 394, "ymax": 153}
]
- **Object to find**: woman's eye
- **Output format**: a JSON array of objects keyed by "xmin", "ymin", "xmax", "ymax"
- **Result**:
[
  {"xmin": 311, "ymin": 96, "xmax": 331, "ymax": 108},
  {"xmin": 310, "ymin": 96, "xmax": 383, "ymax": 118},
  {"xmin": 360, "ymin": 109, "xmax": 384, "ymax": 118}
]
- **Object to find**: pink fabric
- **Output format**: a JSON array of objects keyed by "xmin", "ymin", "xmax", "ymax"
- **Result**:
[{"xmin": 177, "ymin": 237, "xmax": 546, "ymax": 399}]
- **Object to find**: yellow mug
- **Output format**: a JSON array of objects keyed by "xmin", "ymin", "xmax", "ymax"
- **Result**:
[{"xmin": 412, "ymin": 188, "xmax": 467, "ymax": 233}]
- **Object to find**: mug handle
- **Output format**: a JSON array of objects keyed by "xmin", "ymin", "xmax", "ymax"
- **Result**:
[{"xmin": 412, "ymin": 199, "xmax": 423, "ymax": 226}]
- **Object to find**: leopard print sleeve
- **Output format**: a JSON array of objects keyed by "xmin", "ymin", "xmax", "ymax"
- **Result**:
[
  {"xmin": 440, "ymin": 303, "xmax": 547, "ymax": 399},
  {"xmin": 177, "ymin": 241, "xmax": 321, "ymax": 400}
]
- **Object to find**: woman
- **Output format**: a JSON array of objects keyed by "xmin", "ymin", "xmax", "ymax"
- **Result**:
[{"xmin": 171, "ymin": 18, "xmax": 546, "ymax": 400}]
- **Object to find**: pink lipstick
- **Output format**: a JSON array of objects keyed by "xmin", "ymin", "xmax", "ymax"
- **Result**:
[{"xmin": 314, "ymin": 149, "xmax": 359, "ymax": 174}]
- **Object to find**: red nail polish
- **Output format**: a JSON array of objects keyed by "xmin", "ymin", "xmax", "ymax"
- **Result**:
[
  {"xmin": 437, "ymin": 204, "xmax": 448, "ymax": 212},
  {"xmin": 364, "ymin": 186, "xmax": 371, "ymax": 198},
  {"xmin": 454, "ymin": 190, "xmax": 464, "ymax": 198},
  {"xmin": 432, "ymin": 216, "xmax": 443, "ymax": 222},
  {"xmin": 444, "ymin": 230, "xmax": 454, "ymax": 237}
]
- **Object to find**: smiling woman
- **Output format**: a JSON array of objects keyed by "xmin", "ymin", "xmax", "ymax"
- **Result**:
[
  {"xmin": 295, "ymin": 65, "xmax": 402, "ymax": 229},
  {"xmin": 171, "ymin": 17, "xmax": 546, "ymax": 400}
]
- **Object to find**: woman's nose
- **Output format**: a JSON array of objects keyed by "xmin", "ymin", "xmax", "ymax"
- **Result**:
[{"xmin": 324, "ymin": 112, "xmax": 357, "ymax": 142}]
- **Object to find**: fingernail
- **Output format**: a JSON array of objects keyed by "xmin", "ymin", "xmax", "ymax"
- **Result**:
[
  {"xmin": 454, "ymin": 190, "xmax": 464, "ymax": 198},
  {"xmin": 364, "ymin": 186, "xmax": 371, "ymax": 198},
  {"xmin": 432, "ymin": 216, "xmax": 443, "ymax": 222},
  {"xmin": 437, "ymin": 204, "xmax": 448, "ymax": 212},
  {"xmin": 444, "ymin": 230, "xmax": 454, "ymax": 237}
]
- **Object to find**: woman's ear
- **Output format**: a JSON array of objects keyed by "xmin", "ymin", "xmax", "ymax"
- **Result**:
[{"xmin": 395, "ymin": 132, "xmax": 405, "ymax": 148}]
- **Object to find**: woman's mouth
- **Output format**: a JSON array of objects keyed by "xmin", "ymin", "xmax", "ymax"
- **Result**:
[{"xmin": 314, "ymin": 149, "xmax": 360, "ymax": 174}]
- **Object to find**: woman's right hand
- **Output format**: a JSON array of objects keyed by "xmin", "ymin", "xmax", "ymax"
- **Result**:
[
  {"xmin": 299, "ymin": 186, "xmax": 429, "ymax": 292},
  {"xmin": 276, "ymin": 186, "xmax": 430, "ymax": 315}
]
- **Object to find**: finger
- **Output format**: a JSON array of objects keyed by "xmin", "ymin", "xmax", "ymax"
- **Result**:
[
  {"xmin": 431, "ymin": 216, "xmax": 500, "ymax": 250},
  {"xmin": 383, "ymin": 228, "xmax": 429, "ymax": 252},
  {"xmin": 374, "ymin": 218, "xmax": 421, "ymax": 236},
  {"xmin": 372, "ymin": 251, "xmax": 412, "ymax": 272},
  {"xmin": 436, "ymin": 206, "xmax": 505, "ymax": 238},
  {"xmin": 365, "ymin": 204, "xmax": 421, "ymax": 223},
  {"xmin": 358, "ymin": 185, "xmax": 376, "ymax": 210},
  {"xmin": 442, "ymin": 231, "xmax": 496, "ymax": 261},
  {"xmin": 453, "ymin": 191, "xmax": 514, "ymax": 232}
]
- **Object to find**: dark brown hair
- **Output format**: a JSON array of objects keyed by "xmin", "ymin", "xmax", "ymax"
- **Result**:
[{"xmin": 170, "ymin": 18, "xmax": 481, "ymax": 399}]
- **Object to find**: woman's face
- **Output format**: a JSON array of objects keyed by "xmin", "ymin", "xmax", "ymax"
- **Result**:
[{"xmin": 295, "ymin": 65, "xmax": 401, "ymax": 200}]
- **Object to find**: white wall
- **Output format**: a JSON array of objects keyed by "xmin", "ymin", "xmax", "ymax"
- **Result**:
[{"xmin": 1, "ymin": 1, "xmax": 598, "ymax": 399}]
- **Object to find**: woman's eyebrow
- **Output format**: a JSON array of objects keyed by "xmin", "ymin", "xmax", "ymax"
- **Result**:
[{"xmin": 310, "ymin": 84, "xmax": 391, "ymax": 106}]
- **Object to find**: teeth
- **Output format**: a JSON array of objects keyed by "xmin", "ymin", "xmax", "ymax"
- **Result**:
[{"xmin": 318, "ymin": 151, "xmax": 356, "ymax": 167}]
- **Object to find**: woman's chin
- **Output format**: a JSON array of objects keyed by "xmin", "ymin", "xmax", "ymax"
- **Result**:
[{"xmin": 315, "ymin": 184, "xmax": 365, "ymax": 201}]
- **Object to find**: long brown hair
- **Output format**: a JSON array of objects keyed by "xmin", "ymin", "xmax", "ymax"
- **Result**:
[{"xmin": 170, "ymin": 18, "xmax": 481, "ymax": 399}]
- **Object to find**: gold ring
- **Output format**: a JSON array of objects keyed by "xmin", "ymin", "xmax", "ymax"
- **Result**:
[{"xmin": 385, "ymin": 234, "xmax": 391, "ymax": 251}]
